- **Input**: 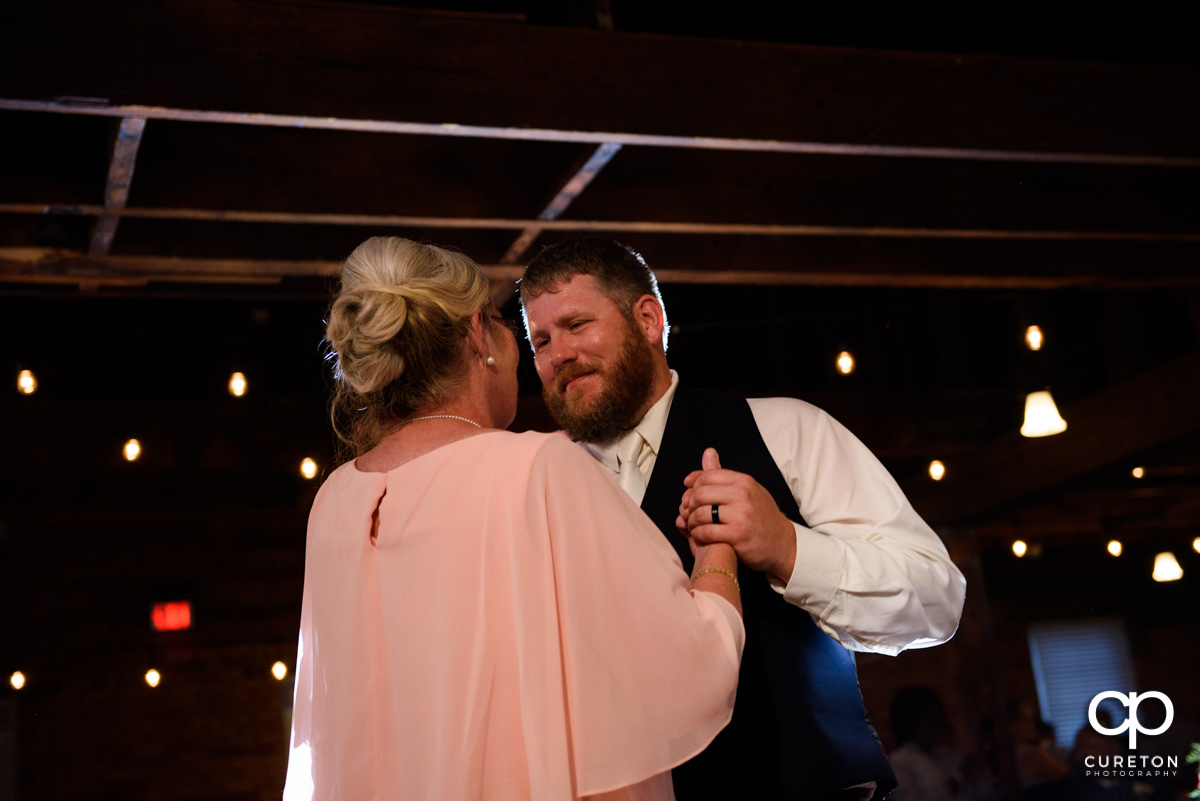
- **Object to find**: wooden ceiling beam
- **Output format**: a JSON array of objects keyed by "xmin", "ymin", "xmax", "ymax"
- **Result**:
[
  {"xmin": 4, "ymin": 98, "xmax": 1197, "ymax": 169},
  {"xmin": 903, "ymin": 351, "xmax": 1200, "ymax": 526},
  {"xmin": 493, "ymin": 142, "xmax": 623, "ymax": 305},
  {"xmin": 88, "ymin": 116, "xmax": 146, "ymax": 256},
  {"xmin": 500, "ymin": 142, "xmax": 624, "ymax": 265},
  {"xmin": 4, "ymin": 203, "xmax": 1198, "ymax": 244},
  {"xmin": 0, "ymin": 248, "xmax": 521, "ymax": 288},
  {"xmin": 5, "ymin": 247, "xmax": 1200, "ymax": 291},
  {"xmin": 971, "ymin": 480, "xmax": 1200, "ymax": 543}
]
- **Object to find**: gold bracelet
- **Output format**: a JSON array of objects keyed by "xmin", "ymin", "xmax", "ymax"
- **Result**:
[{"xmin": 692, "ymin": 567, "xmax": 740, "ymax": 591}]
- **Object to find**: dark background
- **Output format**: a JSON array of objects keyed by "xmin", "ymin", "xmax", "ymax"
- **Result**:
[{"xmin": 1, "ymin": 1, "xmax": 1198, "ymax": 798}]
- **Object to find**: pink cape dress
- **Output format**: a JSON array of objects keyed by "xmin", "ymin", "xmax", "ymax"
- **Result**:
[{"xmin": 284, "ymin": 430, "xmax": 744, "ymax": 801}]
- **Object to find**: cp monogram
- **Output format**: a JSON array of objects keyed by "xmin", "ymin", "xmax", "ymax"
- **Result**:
[{"xmin": 1088, "ymin": 691, "xmax": 1174, "ymax": 748}]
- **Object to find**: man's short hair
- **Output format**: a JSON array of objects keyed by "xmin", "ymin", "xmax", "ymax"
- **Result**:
[{"xmin": 519, "ymin": 238, "xmax": 668, "ymax": 349}]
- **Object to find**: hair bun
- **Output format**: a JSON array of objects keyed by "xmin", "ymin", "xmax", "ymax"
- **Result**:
[{"xmin": 326, "ymin": 283, "xmax": 418, "ymax": 395}]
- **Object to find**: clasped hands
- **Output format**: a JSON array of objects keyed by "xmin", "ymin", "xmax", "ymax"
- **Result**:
[{"xmin": 677, "ymin": 447, "xmax": 798, "ymax": 586}]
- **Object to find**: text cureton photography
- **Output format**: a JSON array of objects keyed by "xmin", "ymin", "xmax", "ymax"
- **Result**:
[{"xmin": 1083, "ymin": 690, "xmax": 1181, "ymax": 780}]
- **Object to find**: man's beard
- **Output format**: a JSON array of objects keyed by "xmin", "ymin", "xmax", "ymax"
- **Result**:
[{"xmin": 541, "ymin": 323, "xmax": 658, "ymax": 443}]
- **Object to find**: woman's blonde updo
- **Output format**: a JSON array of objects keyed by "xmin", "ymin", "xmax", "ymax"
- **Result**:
[{"xmin": 325, "ymin": 237, "xmax": 491, "ymax": 456}]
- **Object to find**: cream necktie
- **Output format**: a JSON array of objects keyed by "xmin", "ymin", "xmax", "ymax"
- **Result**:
[{"xmin": 616, "ymin": 430, "xmax": 648, "ymax": 504}]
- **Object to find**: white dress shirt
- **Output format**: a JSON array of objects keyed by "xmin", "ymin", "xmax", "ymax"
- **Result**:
[
  {"xmin": 585, "ymin": 371, "xmax": 966, "ymax": 657},
  {"xmin": 581, "ymin": 374, "xmax": 675, "ymax": 506}
]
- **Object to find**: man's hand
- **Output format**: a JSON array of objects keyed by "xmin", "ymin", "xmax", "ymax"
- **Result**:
[{"xmin": 676, "ymin": 447, "xmax": 798, "ymax": 585}]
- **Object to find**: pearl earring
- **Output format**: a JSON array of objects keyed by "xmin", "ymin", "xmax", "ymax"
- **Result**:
[{"xmin": 486, "ymin": 356, "xmax": 495, "ymax": 365}]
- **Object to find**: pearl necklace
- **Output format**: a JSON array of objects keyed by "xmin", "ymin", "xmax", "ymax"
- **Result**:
[{"xmin": 393, "ymin": 414, "xmax": 484, "ymax": 432}]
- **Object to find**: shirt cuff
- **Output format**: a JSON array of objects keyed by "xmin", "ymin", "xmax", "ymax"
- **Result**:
[
  {"xmin": 769, "ymin": 522, "xmax": 844, "ymax": 615},
  {"xmin": 767, "ymin": 523, "xmax": 909, "ymax": 655}
]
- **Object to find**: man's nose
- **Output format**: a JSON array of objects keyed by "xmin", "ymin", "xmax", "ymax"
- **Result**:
[{"xmin": 547, "ymin": 337, "xmax": 577, "ymax": 372}]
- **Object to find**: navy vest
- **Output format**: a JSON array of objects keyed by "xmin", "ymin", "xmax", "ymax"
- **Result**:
[{"xmin": 640, "ymin": 383, "xmax": 896, "ymax": 801}]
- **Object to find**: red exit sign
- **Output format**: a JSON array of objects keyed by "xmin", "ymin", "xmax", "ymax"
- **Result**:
[{"xmin": 151, "ymin": 601, "xmax": 192, "ymax": 632}]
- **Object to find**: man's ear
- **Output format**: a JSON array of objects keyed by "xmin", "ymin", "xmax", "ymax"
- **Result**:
[{"xmin": 631, "ymin": 294, "xmax": 666, "ymax": 346}]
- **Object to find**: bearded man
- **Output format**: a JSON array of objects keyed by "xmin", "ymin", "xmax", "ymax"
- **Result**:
[{"xmin": 521, "ymin": 238, "xmax": 966, "ymax": 801}]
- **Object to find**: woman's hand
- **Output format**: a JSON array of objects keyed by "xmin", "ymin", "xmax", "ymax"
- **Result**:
[
  {"xmin": 676, "ymin": 446, "xmax": 797, "ymax": 586},
  {"xmin": 677, "ymin": 448, "xmax": 742, "ymax": 615}
]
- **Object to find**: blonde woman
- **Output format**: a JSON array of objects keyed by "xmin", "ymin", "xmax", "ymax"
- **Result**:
[{"xmin": 284, "ymin": 237, "xmax": 743, "ymax": 801}]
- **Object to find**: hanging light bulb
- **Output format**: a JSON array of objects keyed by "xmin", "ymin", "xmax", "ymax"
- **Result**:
[
  {"xmin": 123, "ymin": 438, "xmax": 142, "ymax": 461},
  {"xmin": 1012, "ymin": 540, "xmax": 1028, "ymax": 557},
  {"xmin": 10, "ymin": 671, "xmax": 26, "ymax": 690},
  {"xmin": 272, "ymin": 661, "xmax": 289, "ymax": 681},
  {"xmin": 228, "ymin": 371, "xmax": 248, "ymax": 397},
  {"xmin": 17, "ymin": 369, "xmax": 37, "ymax": 395},
  {"xmin": 1024, "ymin": 325, "xmax": 1044, "ymax": 351},
  {"xmin": 144, "ymin": 668, "xmax": 162, "ymax": 688},
  {"xmin": 300, "ymin": 458, "xmax": 318, "ymax": 480},
  {"xmin": 1193, "ymin": 537, "xmax": 1200, "ymax": 555},
  {"xmin": 835, "ymin": 351, "xmax": 855, "ymax": 375},
  {"xmin": 1152, "ymin": 552, "xmax": 1183, "ymax": 582},
  {"xmin": 1020, "ymin": 391, "xmax": 1067, "ymax": 437},
  {"xmin": 1131, "ymin": 466, "xmax": 1145, "ymax": 479},
  {"xmin": 928, "ymin": 460, "xmax": 946, "ymax": 481},
  {"xmin": 1107, "ymin": 540, "xmax": 1123, "ymax": 557}
]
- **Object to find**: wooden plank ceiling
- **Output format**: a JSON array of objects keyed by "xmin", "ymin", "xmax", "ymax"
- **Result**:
[{"xmin": 1, "ymin": 0, "xmax": 1198, "ymax": 560}]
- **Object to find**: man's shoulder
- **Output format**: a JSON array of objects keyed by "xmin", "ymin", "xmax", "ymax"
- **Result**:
[
  {"xmin": 671, "ymin": 381, "xmax": 832, "ymax": 441},
  {"xmin": 744, "ymin": 394, "xmax": 826, "ymax": 422},
  {"xmin": 675, "ymin": 378, "xmax": 823, "ymax": 416},
  {"xmin": 743, "ymin": 396, "xmax": 832, "ymax": 447},
  {"xmin": 671, "ymin": 383, "xmax": 828, "ymax": 427}
]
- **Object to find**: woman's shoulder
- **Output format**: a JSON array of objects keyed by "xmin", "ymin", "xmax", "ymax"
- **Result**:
[
  {"xmin": 320, "ymin": 430, "xmax": 594, "ymax": 487},
  {"xmin": 484, "ymin": 428, "xmax": 581, "ymax": 460},
  {"xmin": 305, "ymin": 457, "xmax": 383, "ymax": 520},
  {"xmin": 314, "ymin": 458, "xmax": 364, "ymax": 490},
  {"xmin": 475, "ymin": 429, "xmax": 603, "ymax": 478}
]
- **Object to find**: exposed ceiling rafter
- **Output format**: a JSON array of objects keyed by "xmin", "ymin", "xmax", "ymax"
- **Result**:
[
  {"xmin": 500, "ymin": 142, "xmax": 624, "ymax": 265},
  {"xmin": 4, "ymin": 203, "xmax": 1198, "ymax": 244},
  {"xmin": 904, "ymin": 351, "xmax": 1200, "ymax": 527},
  {"xmin": 89, "ymin": 116, "xmax": 146, "ymax": 256},
  {"xmin": 7, "ymin": 247, "xmax": 1200, "ymax": 291},
  {"xmin": 5, "ymin": 98, "xmax": 1199, "ymax": 169}
]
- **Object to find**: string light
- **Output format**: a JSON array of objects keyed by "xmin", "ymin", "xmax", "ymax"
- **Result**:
[
  {"xmin": 228, "ymin": 371, "xmax": 248, "ymax": 397},
  {"xmin": 123, "ymin": 438, "xmax": 142, "ymax": 462},
  {"xmin": 1131, "ymin": 466, "xmax": 1145, "ymax": 479},
  {"xmin": 1152, "ymin": 552, "xmax": 1183, "ymax": 582},
  {"xmin": 144, "ymin": 668, "xmax": 162, "ymax": 688},
  {"xmin": 300, "ymin": 458, "xmax": 318, "ymax": 480},
  {"xmin": 1020, "ymin": 391, "xmax": 1067, "ymax": 437},
  {"xmin": 17, "ymin": 369, "xmax": 37, "ymax": 394},
  {"xmin": 10, "ymin": 671, "xmax": 25, "ymax": 690},
  {"xmin": 928, "ymin": 460, "xmax": 946, "ymax": 481},
  {"xmin": 835, "ymin": 351, "xmax": 855, "ymax": 375},
  {"xmin": 1025, "ymin": 325, "xmax": 1044, "ymax": 351},
  {"xmin": 1012, "ymin": 540, "xmax": 1028, "ymax": 557},
  {"xmin": 1107, "ymin": 540, "xmax": 1123, "ymax": 557},
  {"xmin": 272, "ymin": 661, "xmax": 289, "ymax": 681}
]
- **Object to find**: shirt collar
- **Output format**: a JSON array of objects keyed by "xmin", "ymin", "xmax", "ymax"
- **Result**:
[{"xmin": 636, "ymin": 369, "xmax": 679, "ymax": 459}]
